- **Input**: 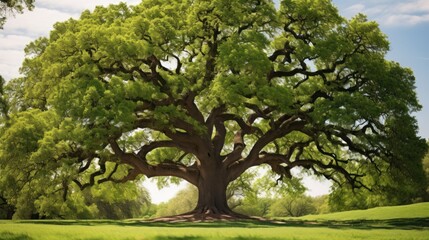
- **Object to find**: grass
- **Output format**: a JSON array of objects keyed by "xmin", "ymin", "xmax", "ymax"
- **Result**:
[
  {"xmin": 297, "ymin": 202, "xmax": 429, "ymax": 221},
  {"xmin": 0, "ymin": 202, "xmax": 428, "ymax": 240}
]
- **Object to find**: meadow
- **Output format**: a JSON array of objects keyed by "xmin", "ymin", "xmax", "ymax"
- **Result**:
[{"xmin": 1, "ymin": 202, "xmax": 428, "ymax": 240}]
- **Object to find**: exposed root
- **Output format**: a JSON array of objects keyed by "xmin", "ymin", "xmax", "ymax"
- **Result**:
[{"xmin": 148, "ymin": 209, "xmax": 268, "ymax": 223}]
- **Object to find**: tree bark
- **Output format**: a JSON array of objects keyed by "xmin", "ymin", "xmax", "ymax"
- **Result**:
[
  {"xmin": 194, "ymin": 167, "xmax": 230, "ymax": 215},
  {"xmin": 151, "ymin": 160, "xmax": 253, "ymax": 221}
]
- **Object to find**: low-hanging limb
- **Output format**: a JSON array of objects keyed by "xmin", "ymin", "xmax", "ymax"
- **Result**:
[{"xmin": 109, "ymin": 138, "xmax": 199, "ymax": 185}]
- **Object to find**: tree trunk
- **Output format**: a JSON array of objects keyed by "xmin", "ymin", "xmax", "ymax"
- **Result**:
[
  {"xmin": 194, "ymin": 171, "xmax": 230, "ymax": 215},
  {"xmin": 151, "ymin": 160, "xmax": 251, "ymax": 221},
  {"xmin": 187, "ymin": 162, "xmax": 248, "ymax": 220}
]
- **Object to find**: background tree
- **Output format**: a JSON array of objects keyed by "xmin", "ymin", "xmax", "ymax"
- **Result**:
[
  {"xmin": 2, "ymin": 0, "xmax": 426, "ymax": 220},
  {"xmin": 0, "ymin": 0, "xmax": 34, "ymax": 28},
  {"xmin": 422, "ymin": 141, "xmax": 429, "ymax": 199},
  {"xmin": 233, "ymin": 195, "xmax": 273, "ymax": 217},
  {"xmin": 0, "ymin": 75, "xmax": 9, "ymax": 120},
  {"xmin": 155, "ymin": 186, "xmax": 198, "ymax": 217},
  {"xmin": 79, "ymin": 182, "xmax": 152, "ymax": 219},
  {"xmin": 269, "ymin": 195, "xmax": 316, "ymax": 217},
  {"xmin": 329, "ymin": 139, "xmax": 428, "ymax": 212},
  {"xmin": 1, "ymin": 0, "xmax": 35, "ymax": 218},
  {"xmin": 0, "ymin": 194, "xmax": 14, "ymax": 219},
  {"xmin": 312, "ymin": 195, "xmax": 330, "ymax": 215}
]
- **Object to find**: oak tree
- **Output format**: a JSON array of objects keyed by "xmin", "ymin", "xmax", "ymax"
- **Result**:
[{"xmin": 2, "ymin": 0, "xmax": 426, "ymax": 220}]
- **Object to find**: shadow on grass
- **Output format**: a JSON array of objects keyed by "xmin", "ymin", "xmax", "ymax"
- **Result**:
[
  {"xmin": 153, "ymin": 237, "xmax": 279, "ymax": 240},
  {"xmin": 16, "ymin": 217, "xmax": 429, "ymax": 231},
  {"xmin": 153, "ymin": 237, "xmax": 203, "ymax": 240},
  {"xmin": 0, "ymin": 232, "xmax": 33, "ymax": 240},
  {"xmin": 17, "ymin": 219, "xmax": 277, "ymax": 228},
  {"xmin": 324, "ymin": 217, "xmax": 429, "ymax": 230}
]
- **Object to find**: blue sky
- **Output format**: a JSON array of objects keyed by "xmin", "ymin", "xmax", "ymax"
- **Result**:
[{"xmin": 0, "ymin": 0, "xmax": 428, "ymax": 202}]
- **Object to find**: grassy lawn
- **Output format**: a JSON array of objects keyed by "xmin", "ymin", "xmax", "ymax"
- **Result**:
[
  {"xmin": 1, "ymin": 202, "xmax": 428, "ymax": 240},
  {"xmin": 297, "ymin": 202, "xmax": 429, "ymax": 221}
]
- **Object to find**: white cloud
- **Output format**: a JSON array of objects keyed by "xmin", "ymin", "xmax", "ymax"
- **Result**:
[
  {"xmin": 2, "ymin": 7, "xmax": 79, "ymax": 38},
  {"xmin": 0, "ymin": 50, "xmax": 25, "ymax": 80},
  {"xmin": 385, "ymin": 14, "xmax": 429, "ymax": 26},
  {"xmin": 0, "ymin": 34, "xmax": 33, "ymax": 51},
  {"xmin": 341, "ymin": 0, "xmax": 429, "ymax": 26},
  {"xmin": 395, "ymin": 0, "xmax": 429, "ymax": 14},
  {"xmin": 369, "ymin": 0, "xmax": 429, "ymax": 26},
  {"xmin": 35, "ymin": 0, "xmax": 141, "ymax": 14},
  {"xmin": 344, "ymin": 4, "xmax": 366, "ymax": 17}
]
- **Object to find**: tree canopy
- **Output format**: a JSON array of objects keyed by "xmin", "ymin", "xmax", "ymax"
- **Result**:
[{"xmin": 0, "ymin": 0, "xmax": 426, "ymax": 220}]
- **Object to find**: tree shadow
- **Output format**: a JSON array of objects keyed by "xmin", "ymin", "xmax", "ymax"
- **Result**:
[
  {"xmin": 153, "ymin": 237, "xmax": 279, "ymax": 240},
  {"xmin": 0, "ymin": 232, "xmax": 34, "ymax": 240},
  {"xmin": 17, "ymin": 219, "xmax": 279, "ymax": 228},
  {"xmin": 153, "ymin": 237, "xmax": 203, "ymax": 240},
  {"xmin": 276, "ymin": 217, "xmax": 429, "ymax": 230},
  {"xmin": 16, "ymin": 217, "xmax": 429, "ymax": 230}
]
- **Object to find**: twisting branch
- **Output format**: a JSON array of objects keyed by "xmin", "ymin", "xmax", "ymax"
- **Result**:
[
  {"xmin": 98, "ymin": 166, "xmax": 141, "ymax": 184},
  {"xmin": 137, "ymin": 140, "xmax": 179, "ymax": 158},
  {"xmin": 73, "ymin": 160, "xmax": 107, "ymax": 190},
  {"xmin": 245, "ymin": 103, "xmax": 272, "ymax": 124},
  {"xmin": 227, "ymin": 118, "xmax": 307, "ymax": 181},
  {"xmin": 109, "ymin": 139, "xmax": 199, "ymax": 185},
  {"xmin": 291, "ymin": 158, "xmax": 368, "ymax": 190}
]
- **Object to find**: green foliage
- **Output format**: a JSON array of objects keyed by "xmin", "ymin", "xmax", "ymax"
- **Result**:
[
  {"xmin": 0, "ymin": 75, "xmax": 8, "ymax": 120},
  {"xmin": 234, "ymin": 196, "xmax": 273, "ymax": 217},
  {"xmin": 1, "ymin": 0, "xmax": 426, "ymax": 219},
  {"xmin": 155, "ymin": 185, "xmax": 197, "ymax": 217},
  {"xmin": 268, "ymin": 195, "xmax": 316, "ymax": 217},
  {"xmin": 329, "ymin": 139, "xmax": 428, "ymax": 212},
  {"xmin": 85, "ymin": 182, "xmax": 152, "ymax": 219},
  {"xmin": 421, "ymin": 141, "xmax": 429, "ymax": 199},
  {"xmin": 0, "ymin": 108, "xmax": 151, "ymax": 219},
  {"xmin": 230, "ymin": 171, "xmax": 317, "ymax": 218}
]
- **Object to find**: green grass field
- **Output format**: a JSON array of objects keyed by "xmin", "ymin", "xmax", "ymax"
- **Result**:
[
  {"xmin": 1, "ymin": 202, "xmax": 429, "ymax": 240},
  {"xmin": 297, "ymin": 202, "xmax": 429, "ymax": 221}
]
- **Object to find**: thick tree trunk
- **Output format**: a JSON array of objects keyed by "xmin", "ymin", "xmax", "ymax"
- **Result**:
[
  {"xmin": 151, "ymin": 161, "xmax": 251, "ymax": 222},
  {"xmin": 194, "ymin": 171, "xmax": 230, "ymax": 215},
  {"xmin": 185, "ymin": 162, "xmax": 249, "ymax": 220}
]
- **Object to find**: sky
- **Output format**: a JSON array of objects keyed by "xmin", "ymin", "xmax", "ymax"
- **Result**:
[{"xmin": 0, "ymin": 0, "xmax": 428, "ymax": 203}]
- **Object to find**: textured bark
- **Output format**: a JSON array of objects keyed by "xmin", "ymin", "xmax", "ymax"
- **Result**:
[{"xmin": 194, "ymin": 166, "xmax": 230, "ymax": 215}]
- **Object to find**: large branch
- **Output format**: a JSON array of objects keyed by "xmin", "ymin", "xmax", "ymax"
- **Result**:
[
  {"xmin": 227, "ymin": 118, "xmax": 307, "ymax": 181},
  {"xmin": 134, "ymin": 117, "xmax": 201, "ymax": 157},
  {"xmin": 73, "ymin": 159, "xmax": 108, "ymax": 190},
  {"xmin": 246, "ymin": 116, "xmax": 304, "ymax": 162},
  {"xmin": 291, "ymin": 158, "xmax": 367, "ymax": 189},
  {"xmin": 256, "ymin": 149, "xmax": 367, "ymax": 189},
  {"xmin": 182, "ymin": 92, "xmax": 205, "ymax": 124},
  {"xmin": 109, "ymin": 139, "xmax": 198, "ymax": 185},
  {"xmin": 222, "ymin": 130, "xmax": 246, "ymax": 168},
  {"xmin": 137, "ymin": 140, "xmax": 179, "ymax": 158},
  {"xmin": 212, "ymin": 112, "xmax": 262, "ymax": 165}
]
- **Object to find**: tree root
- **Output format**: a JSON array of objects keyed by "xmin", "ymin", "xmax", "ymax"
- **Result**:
[{"xmin": 148, "ymin": 208, "xmax": 268, "ymax": 223}]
